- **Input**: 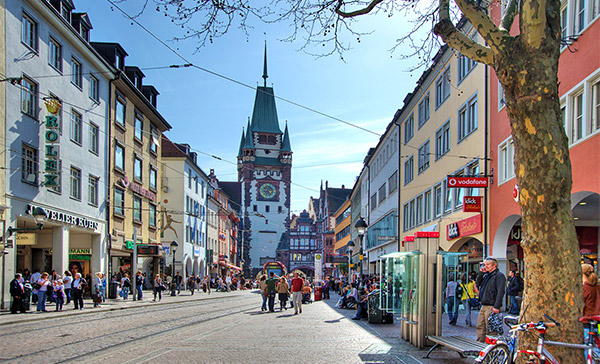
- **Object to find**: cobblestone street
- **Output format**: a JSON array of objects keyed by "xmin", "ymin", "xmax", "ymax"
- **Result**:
[{"xmin": 0, "ymin": 290, "xmax": 474, "ymax": 364}]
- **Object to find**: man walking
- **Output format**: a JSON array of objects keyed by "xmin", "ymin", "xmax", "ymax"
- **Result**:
[
  {"xmin": 506, "ymin": 270, "xmax": 523, "ymax": 315},
  {"xmin": 174, "ymin": 272, "xmax": 182, "ymax": 295},
  {"xmin": 291, "ymin": 272, "xmax": 304, "ymax": 315},
  {"xmin": 10, "ymin": 273, "xmax": 26, "ymax": 314},
  {"xmin": 136, "ymin": 271, "xmax": 144, "ymax": 300},
  {"xmin": 476, "ymin": 257, "xmax": 506, "ymax": 342},
  {"xmin": 265, "ymin": 272, "xmax": 278, "ymax": 312}
]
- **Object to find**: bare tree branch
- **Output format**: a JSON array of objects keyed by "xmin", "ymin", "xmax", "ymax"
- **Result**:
[
  {"xmin": 501, "ymin": 0, "xmax": 519, "ymax": 31},
  {"xmin": 334, "ymin": 0, "xmax": 385, "ymax": 17},
  {"xmin": 520, "ymin": 0, "xmax": 548, "ymax": 48}
]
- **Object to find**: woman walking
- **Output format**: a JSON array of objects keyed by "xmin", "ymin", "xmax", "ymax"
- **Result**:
[
  {"xmin": 153, "ymin": 274, "xmax": 163, "ymax": 301},
  {"xmin": 63, "ymin": 271, "xmax": 72, "ymax": 305},
  {"xmin": 276, "ymin": 276, "xmax": 290, "ymax": 311},
  {"xmin": 36, "ymin": 272, "xmax": 50, "ymax": 312},
  {"xmin": 258, "ymin": 274, "xmax": 268, "ymax": 311},
  {"xmin": 93, "ymin": 273, "xmax": 103, "ymax": 307}
]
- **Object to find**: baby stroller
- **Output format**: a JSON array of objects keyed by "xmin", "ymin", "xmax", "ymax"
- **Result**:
[{"xmin": 302, "ymin": 291, "xmax": 312, "ymax": 304}]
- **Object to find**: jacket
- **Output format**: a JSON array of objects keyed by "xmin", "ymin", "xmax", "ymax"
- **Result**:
[
  {"xmin": 276, "ymin": 281, "xmax": 290, "ymax": 294},
  {"xmin": 10, "ymin": 279, "xmax": 24, "ymax": 297},
  {"xmin": 476, "ymin": 269, "xmax": 506, "ymax": 309},
  {"xmin": 583, "ymin": 282, "xmax": 600, "ymax": 317},
  {"xmin": 506, "ymin": 276, "xmax": 524, "ymax": 296}
]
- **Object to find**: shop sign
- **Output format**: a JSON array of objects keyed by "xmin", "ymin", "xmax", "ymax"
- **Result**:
[
  {"xmin": 447, "ymin": 176, "xmax": 488, "ymax": 188},
  {"xmin": 415, "ymin": 231, "xmax": 440, "ymax": 238},
  {"xmin": 120, "ymin": 176, "xmax": 156, "ymax": 202},
  {"xmin": 69, "ymin": 254, "xmax": 90, "ymax": 261},
  {"xmin": 404, "ymin": 235, "xmax": 415, "ymax": 242},
  {"xmin": 49, "ymin": 248, "xmax": 92, "ymax": 255},
  {"xmin": 125, "ymin": 241, "xmax": 135, "ymax": 250},
  {"xmin": 463, "ymin": 196, "xmax": 482, "ymax": 212},
  {"xmin": 377, "ymin": 236, "xmax": 396, "ymax": 241},
  {"xmin": 194, "ymin": 246, "xmax": 200, "ymax": 257},
  {"xmin": 16, "ymin": 233, "xmax": 37, "ymax": 245},
  {"xmin": 43, "ymin": 99, "xmax": 61, "ymax": 189},
  {"xmin": 137, "ymin": 245, "xmax": 158, "ymax": 255},
  {"xmin": 447, "ymin": 214, "xmax": 483, "ymax": 240},
  {"xmin": 26, "ymin": 205, "xmax": 99, "ymax": 230}
]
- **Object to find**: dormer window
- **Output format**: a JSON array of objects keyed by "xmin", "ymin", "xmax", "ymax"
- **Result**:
[
  {"xmin": 61, "ymin": 6, "xmax": 71, "ymax": 22},
  {"xmin": 80, "ymin": 26, "xmax": 89, "ymax": 42}
]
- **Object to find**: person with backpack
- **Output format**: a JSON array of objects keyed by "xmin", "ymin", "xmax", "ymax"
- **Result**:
[
  {"xmin": 444, "ymin": 275, "xmax": 459, "ymax": 325},
  {"xmin": 120, "ymin": 273, "xmax": 131, "ymax": 300}
]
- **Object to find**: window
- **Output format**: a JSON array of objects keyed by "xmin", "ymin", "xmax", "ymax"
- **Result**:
[
  {"xmin": 70, "ymin": 110, "xmax": 82, "ymax": 144},
  {"xmin": 21, "ymin": 77, "xmax": 38, "ymax": 117},
  {"xmin": 150, "ymin": 127, "xmax": 158, "ymax": 154},
  {"xmin": 71, "ymin": 58, "xmax": 82, "ymax": 88},
  {"xmin": 149, "ymin": 167, "xmax": 157, "ymax": 190},
  {"xmin": 22, "ymin": 13, "xmax": 38, "ymax": 51},
  {"xmin": 593, "ymin": 80, "xmax": 600, "ymax": 133},
  {"xmin": 253, "ymin": 205, "xmax": 257, "ymax": 212},
  {"xmin": 149, "ymin": 203, "xmax": 157, "ymax": 227},
  {"xmin": 433, "ymin": 183, "xmax": 442, "ymax": 218},
  {"xmin": 454, "ymin": 171, "xmax": 464, "ymax": 210},
  {"xmin": 61, "ymin": 5, "xmax": 71, "ymax": 21},
  {"xmin": 418, "ymin": 140, "xmax": 430, "ymax": 174},
  {"xmin": 404, "ymin": 114, "xmax": 414, "ymax": 143},
  {"xmin": 388, "ymin": 171, "xmax": 398, "ymax": 193},
  {"xmin": 443, "ymin": 179, "xmax": 452, "ymax": 213},
  {"xmin": 195, "ymin": 178, "xmax": 198, "ymax": 193},
  {"xmin": 88, "ymin": 175, "xmax": 98, "ymax": 206},
  {"xmin": 134, "ymin": 113, "xmax": 143, "ymax": 141},
  {"xmin": 134, "ymin": 156, "xmax": 143, "ymax": 181},
  {"xmin": 435, "ymin": 67, "xmax": 451, "ymax": 108},
  {"xmin": 418, "ymin": 94, "xmax": 430, "ymax": 129},
  {"xmin": 70, "ymin": 167, "xmax": 81, "ymax": 200},
  {"xmin": 404, "ymin": 155, "xmax": 414, "ymax": 185},
  {"xmin": 22, "ymin": 144, "xmax": 38, "ymax": 185},
  {"xmin": 435, "ymin": 121, "xmax": 451, "ymax": 159},
  {"xmin": 378, "ymin": 183, "xmax": 387, "ymax": 203},
  {"xmin": 416, "ymin": 194, "xmax": 424, "ymax": 226},
  {"xmin": 265, "ymin": 205, "xmax": 270, "ymax": 213},
  {"xmin": 371, "ymin": 193, "xmax": 377, "ymax": 211},
  {"xmin": 115, "ymin": 143, "xmax": 125, "ymax": 170},
  {"xmin": 498, "ymin": 81, "xmax": 506, "ymax": 110},
  {"xmin": 466, "ymin": 161, "xmax": 481, "ymax": 196},
  {"xmin": 499, "ymin": 137, "xmax": 516, "ymax": 184},
  {"xmin": 87, "ymin": 123, "xmax": 99, "ymax": 154},
  {"xmin": 114, "ymin": 188, "xmax": 125, "ymax": 216},
  {"xmin": 458, "ymin": 95, "xmax": 478, "ymax": 142},
  {"xmin": 403, "ymin": 203, "xmax": 410, "ymax": 231},
  {"xmin": 458, "ymin": 53, "xmax": 477, "ymax": 82},
  {"xmin": 115, "ymin": 97, "xmax": 126, "ymax": 127},
  {"xmin": 48, "ymin": 37, "xmax": 62, "ymax": 71},
  {"xmin": 409, "ymin": 199, "xmax": 415, "ymax": 228},
  {"xmin": 575, "ymin": 0, "xmax": 586, "ymax": 32},
  {"xmin": 572, "ymin": 92, "xmax": 584, "ymax": 142},
  {"xmin": 424, "ymin": 189, "xmax": 432, "ymax": 223},
  {"xmin": 561, "ymin": 6, "xmax": 568, "ymax": 48},
  {"xmin": 90, "ymin": 75, "xmax": 99, "ymax": 102},
  {"xmin": 133, "ymin": 197, "xmax": 142, "ymax": 222}
]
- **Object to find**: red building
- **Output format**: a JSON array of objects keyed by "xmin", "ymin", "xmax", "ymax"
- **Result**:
[{"xmin": 488, "ymin": 1, "xmax": 600, "ymax": 274}]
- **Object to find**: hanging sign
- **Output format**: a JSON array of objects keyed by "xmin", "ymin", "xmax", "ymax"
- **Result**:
[
  {"xmin": 43, "ymin": 99, "xmax": 61, "ymax": 188},
  {"xmin": 16, "ymin": 233, "xmax": 37, "ymax": 245},
  {"xmin": 447, "ymin": 176, "xmax": 488, "ymax": 188},
  {"xmin": 463, "ymin": 196, "xmax": 483, "ymax": 212}
]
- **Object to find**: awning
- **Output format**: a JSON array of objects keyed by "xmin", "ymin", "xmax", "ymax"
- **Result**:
[{"xmin": 218, "ymin": 262, "xmax": 242, "ymax": 271}]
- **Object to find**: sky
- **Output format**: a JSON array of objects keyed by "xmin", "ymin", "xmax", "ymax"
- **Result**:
[{"xmin": 78, "ymin": 0, "xmax": 428, "ymax": 214}]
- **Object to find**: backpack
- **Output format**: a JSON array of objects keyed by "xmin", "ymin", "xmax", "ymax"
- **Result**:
[
  {"xmin": 455, "ymin": 283, "xmax": 464, "ymax": 297},
  {"xmin": 123, "ymin": 278, "xmax": 131, "ymax": 288}
]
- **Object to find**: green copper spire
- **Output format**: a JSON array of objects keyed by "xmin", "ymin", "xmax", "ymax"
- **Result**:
[
  {"xmin": 262, "ymin": 40, "xmax": 268, "ymax": 87},
  {"xmin": 237, "ymin": 128, "xmax": 246, "ymax": 157},
  {"xmin": 243, "ymin": 119, "xmax": 255, "ymax": 149},
  {"xmin": 281, "ymin": 122, "xmax": 292, "ymax": 152}
]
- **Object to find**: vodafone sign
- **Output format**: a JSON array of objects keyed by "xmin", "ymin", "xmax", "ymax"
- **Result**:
[{"xmin": 447, "ymin": 176, "xmax": 488, "ymax": 188}]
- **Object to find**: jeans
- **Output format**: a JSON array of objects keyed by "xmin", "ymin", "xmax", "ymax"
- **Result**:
[
  {"xmin": 65, "ymin": 288, "xmax": 71, "ymax": 304},
  {"xmin": 462, "ymin": 299, "xmax": 472, "ymax": 325},
  {"xmin": 55, "ymin": 297, "xmax": 64, "ymax": 311},
  {"xmin": 267, "ymin": 292, "xmax": 276, "ymax": 312},
  {"xmin": 99, "ymin": 286, "xmax": 106, "ymax": 302},
  {"xmin": 446, "ymin": 296, "xmax": 458, "ymax": 323},
  {"xmin": 36, "ymin": 290, "xmax": 47, "ymax": 311},
  {"xmin": 176, "ymin": 283, "xmax": 181, "ymax": 294},
  {"xmin": 137, "ymin": 285, "xmax": 143, "ymax": 300},
  {"xmin": 122, "ymin": 287, "xmax": 129, "ymax": 299},
  {"xmin": 73, "ymin": 289, "xmax": 84, "ymax": 309},
  {"xmin": 509, "ymin": 295, "xmax": 520, "ymax": 314},
  {"xmin": 353, "ymin": 301, "xmax": 367, "ymax": 319},
  {"xmin": 261, "ymin": 294, "xmax": 268, "ymax": 311},
  {"xmin": 153, "ymin": 287, "xmax": 162, "ymax": 300}
]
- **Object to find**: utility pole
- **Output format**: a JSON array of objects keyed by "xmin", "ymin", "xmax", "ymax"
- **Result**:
[{"xmin": 132, "ymin": 228, "xmax": 137, "ymax": 300}]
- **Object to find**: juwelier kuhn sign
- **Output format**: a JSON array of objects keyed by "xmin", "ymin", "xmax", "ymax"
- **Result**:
[
  {"xmin": 26, "ymin": 205, "xmax": 99, "ymax": 231},
  {"xmin": 447, "ymin": 177, "xmax": 488, "ymax": 188}
]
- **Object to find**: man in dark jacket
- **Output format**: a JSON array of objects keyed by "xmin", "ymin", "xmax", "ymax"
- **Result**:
[
  {"xmin": 10, "ymin": 273, "xmax": 26, "ymax": 314},
  {"xmin": 475, "ymin": 257, "xmax": 506, "ymax": 342},
  {"xmin": 506, "ymin": 270, "xmax": 523, "ymax": 315}
]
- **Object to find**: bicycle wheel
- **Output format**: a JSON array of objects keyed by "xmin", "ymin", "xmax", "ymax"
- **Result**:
[{"xmin": 480, "ymin": 343, "xmax": 511, "ymax": 364}]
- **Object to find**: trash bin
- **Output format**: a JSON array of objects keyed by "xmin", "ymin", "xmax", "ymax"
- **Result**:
[
  {"xmin": 367, "ymin": 289, "xmax": 394, "ymax": 324},
  {"xmin": 109, "ymin": 282, "xmax": 118, "ymax": 299},
  {"xmin": 314, "ymin": 286, "xmax": 322, "ymax": 301},
  {"xmin": 22, "ymin": 283, "xmax": 32, "ymax": 311}
]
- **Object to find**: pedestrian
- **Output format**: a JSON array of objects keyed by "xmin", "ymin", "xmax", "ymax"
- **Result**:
[
  {"xmin": 276, "ymin": 276, "xmax": 290, "ymax": 311},
  {"xmin": 258, "ymin": 274, "xmax": 268, "ymax": 311},
  {"xmin": 188, "ymin": 274, "xmax": 196, "ymax": 295},
  {"xmin": 10, "ymin": 273, "xmax": 26, "ymax": 314},
  {"xmin": 475, "ymin": 257, "xmax": 506, "ymax": 342},
  {"xmin": 352, "ymin": 286, "xmax": 369, "ymax": 320},
  {"xmin": 153, "ymin": 274, "xmax": 163, "ymax": 301},
  {"xmin": 93, "ymin": 273, "xmax": 103, "ymax": 307},
  {"xmin": 265, "ymin": 272, "xmax": 278, "ymax": 312},
  {"xmin": 120, "ymin": 273, "xmax": 131, "ymax": 300},
  {"xmin": 30, "ymin": 269, "xmax": 41, "ymax": 304},
  {"xmin": 444, "ymin": 276, "xmax": 459, "ymax": 325},
  {"xmin": 36, "ymin": 272, "xmax": 50, "ymax": 312},
  {"xmin": 458, "ymin": 274, "xmax": 473, "ymax": 327},
  {"xmin": 291, "ymin": 271, "xmax": 304, "ymax": 315},
  {"xmin": 136, "ymin": 271, "xmax": 144, "ymax": 300},
  {"xmin": 63, "ymin": 271, "xmax": 72, "ymax": 305},
  {"xmin": 225, "ymin": 274, "xmax": 232, "ymax": 292},
  {"xmin": 174, "ymin": 272, "xmax": 182, "ymax": 295},
  {"xmin": 582, "ymin": 264, "xmax": 600, "ymax": 344},
  {"xmin": 506, "ymin": 270, "xmax": 523, "ymax": 315},
  {"xmin": 72, "ymin": 273, "xmax": 86, "ymax": 310},
  {"xmin": 54, "ymin": 279, "xmax": 65, "ymax": 311}
]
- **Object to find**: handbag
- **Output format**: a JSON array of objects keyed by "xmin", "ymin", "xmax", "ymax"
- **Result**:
[
  {"xmin": 469, "ymin": 297, "xmax": 481, "ymax": 309},
  {"xmin": 488, "ymin": 312, "xmax": 504, "ymax": 335}
]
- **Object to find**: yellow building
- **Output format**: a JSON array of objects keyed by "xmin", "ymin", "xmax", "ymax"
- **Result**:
[
  {"xmin": 333, "ymin": 198, "xmax": 351, "ymax": 257},
  {"xmin": 398, "ymin": 26, "xmax": 487, "ymax": 266},
  {"xmin": 91, "ymin": 43, "xmax": 171, "ymax": 278}
]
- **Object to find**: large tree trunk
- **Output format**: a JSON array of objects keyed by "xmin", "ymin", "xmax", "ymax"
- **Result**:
[{"xmin": 495, "ymin": 24, "xmax": 583, "ymax": 364}]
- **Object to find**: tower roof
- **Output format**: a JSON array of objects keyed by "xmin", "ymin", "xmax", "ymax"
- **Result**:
[
  {"xmin": 243, "ymin": 119, "xmax": 255, "ymax": 149},
  {"xmin": 237, "ymin": 128, "xmax": 246, "ymax": 157},
  {"xmin": 250, "ymin": 86, "xmax": 282, "ymax": 134},
  {"xmin": 281, "ymin": 122, "xmax": 292, "ymax": 152}
]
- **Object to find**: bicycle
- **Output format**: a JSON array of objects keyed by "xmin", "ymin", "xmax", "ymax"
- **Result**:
[{"xmin": 475, "ymin": 315, "xmax": 520, "ymax": 364}]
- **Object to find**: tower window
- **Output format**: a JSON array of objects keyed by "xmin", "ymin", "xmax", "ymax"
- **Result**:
[
  {"xmin": 265, "ymin": 205, "xmax": 270, "ymax": 213},
  {"xmin": 253, "ymin": 205, "xmax": 257, "ymax": 212},
  {"xmin": 278, "ymin": 206, "xmax": 282, "ymax": 213}
]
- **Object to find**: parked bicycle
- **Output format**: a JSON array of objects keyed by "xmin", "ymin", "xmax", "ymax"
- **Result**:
[{"xmin": 477, "ymin": 313, "xmax": 600, "ymax": 364}]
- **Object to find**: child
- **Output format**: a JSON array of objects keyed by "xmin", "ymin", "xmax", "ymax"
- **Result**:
[{"xmin": 54, "ymin": 279, "xmax": 65, "ymax": 311}]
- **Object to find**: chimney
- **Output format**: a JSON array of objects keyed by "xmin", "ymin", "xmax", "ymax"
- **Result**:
[{"xmin": 341, "ymin": 185, "xmax": 345, "ymax": 189}]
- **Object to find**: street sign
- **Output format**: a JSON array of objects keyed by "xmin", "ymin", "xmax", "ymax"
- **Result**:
[
  {"xmin": 447, "ymin": 176, "xmax": 488, "ymax": 188},
  {"xmin": 463, "ymin": 196, "xmax": 483, "ymax": 212}
]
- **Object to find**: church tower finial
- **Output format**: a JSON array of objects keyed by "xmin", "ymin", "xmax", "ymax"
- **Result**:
[{"xmin": 262, "ymin": 40, "xmax": 268, "ymax": 87}]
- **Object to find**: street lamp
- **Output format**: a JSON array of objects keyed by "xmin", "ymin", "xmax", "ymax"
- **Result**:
[
  {"xmin": 355, "ymin": 217, "xmax": 368, "ymax": 289},
  {"xmin": 170, "ymin": 241, "xmax": 178, "ymax": 296},
  {"xmin": 346, "ymin": 240, "xmax": 355, "ymax": 283}
]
